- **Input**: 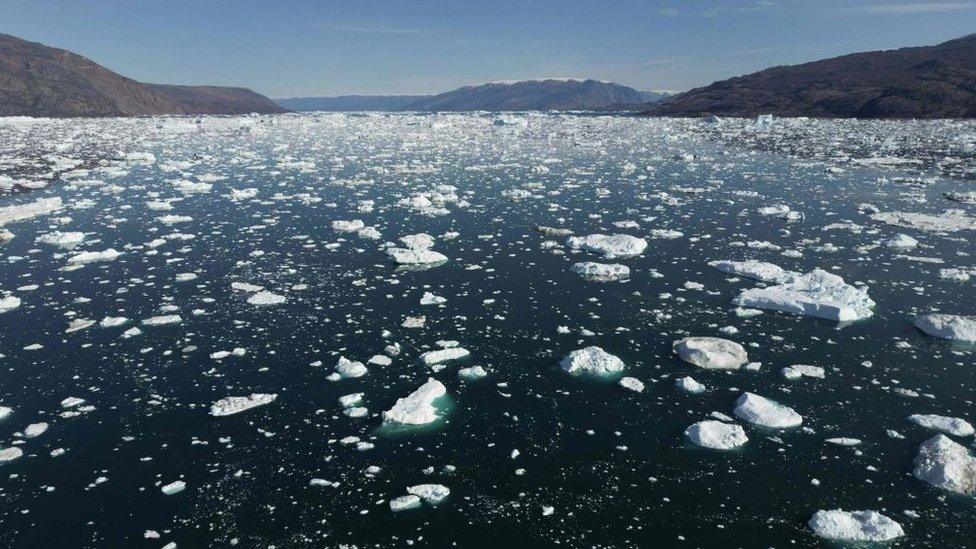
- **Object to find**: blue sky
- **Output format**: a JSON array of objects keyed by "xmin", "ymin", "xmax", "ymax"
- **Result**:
[{"xmin": 2, "ymin": 0, "xmax": 974, "ymax": 97}]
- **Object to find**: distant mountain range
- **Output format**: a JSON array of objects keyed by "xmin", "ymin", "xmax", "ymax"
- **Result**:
[
  {"xmin": 277, "ymin": 80, "xmax": 671, "ymax": 112},
  {"xmin": 647, "ymin": 34, "xmax": 976, "ymax": 119},
  {"xmin": 0, "ymin": 33, "xmax": 285, "ymax": 117},
  {"xmin": 276, "ymin": 95, "xmax": 430, "ymax": 112}
]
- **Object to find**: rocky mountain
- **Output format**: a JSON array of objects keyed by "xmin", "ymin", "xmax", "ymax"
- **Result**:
[
  {"xmin": 647, "ymin": 34, "xmax": 976, "ymax": 119},
  {"xmin": 276, "ymin": 95, "xmax": 431, "ymax": 112},
  {"xmin": 0, "ymin": 33, "xmax": 286, "ymax": 117},
  {"xmin": 405, "ymin": 79, "xmax": 646, "ymax": 111}
]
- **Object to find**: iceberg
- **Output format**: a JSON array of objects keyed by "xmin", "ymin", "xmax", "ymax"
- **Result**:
[
  {"xmin": 559, "ymin": 346, "xmax": 625, "ymax": 376},
  {"xmin": 570, "ymin": 262, "xmax": 630, "ymax": 281},
  {"xmin": 210, "ymin": 393, "xmax": 278, "ymax": 417},
  {"xmin": 913, "ymin": 434, "xmax": 976, "ymax": 495},
  {"xmin": 382, "ymin": 378, "xmax": 447, "ymax": 425},
  {"xmin": 566, "ymin": 234, "xmax": 647, "ymax": 259},
  {"xmin": 708, "ymin": 260, "xmax": 798, "ymax": 283},
  {"xmin": 684, "ymin": 420, "xmax": 748, "ymax": 450},
  {"xmin": 733, "ymin": 392, "xmax": 802, "ymax": 428},
  {"xmin": 672, "ymin": 337, "xmax": 747, "ymax": 370},
  {"xmin": 914, "ymin": 314, "xmax": 976, "ymax": 343},
  {"xmin": 808, "ymin": 510, "xmax": 904, "ymax": 542},
  {"xmin": 732, "ymin": 269, "xmax": 874, "ymax": 322}
]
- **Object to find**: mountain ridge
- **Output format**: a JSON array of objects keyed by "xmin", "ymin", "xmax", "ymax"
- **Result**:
[
  {"xmin": 646, "ymin": 34, "xmax": 976, "ymax": 119},
  {"xmin": 0, "ymin": 33, "xmax": 286, "ymax": 117}
]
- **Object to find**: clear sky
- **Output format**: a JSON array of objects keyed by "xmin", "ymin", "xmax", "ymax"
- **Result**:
[{"xmin": 2, "ymin": 0, "xmax": 974, "ymax": 97}]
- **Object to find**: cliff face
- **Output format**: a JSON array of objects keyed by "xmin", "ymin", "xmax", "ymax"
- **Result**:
[
  {"xmin": 647, "ymin": 34, "xmax": 976, "ymax": 119},
  {"xmin": 0, "ymin": 33, "xmax": 286, "ymax": 117}
]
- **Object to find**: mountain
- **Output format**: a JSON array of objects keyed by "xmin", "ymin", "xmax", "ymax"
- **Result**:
[
  {"xmin": 0, "ymin": 33, "xmax": 286, "ymax": 117},
  {"xmin": 638, "ymin": 90, "xmax": 674, "ymax": 103},
  {"xmin": 276, "ymin": 95, "xmax": 431, "ymax": 112},
  {"xmin": 647, "ymin": 34, "xmax": 976, "ymax": 119},
  {"xmin": 405, "ymin": 79, "xmax": 646, "ymax": 111}
]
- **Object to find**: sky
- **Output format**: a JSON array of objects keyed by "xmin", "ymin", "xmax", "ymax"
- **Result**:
[{"xmin": 2, "ymin": 0, "xmax": 975, "ymax": 97}]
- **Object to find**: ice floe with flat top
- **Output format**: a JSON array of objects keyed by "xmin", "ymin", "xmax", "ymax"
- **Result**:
[
  {"xmin": 673, "ymin": 337, "xmax": 747, "ymax": 370},
  {"xmin": 708, "ymin": 260, "xmax": 798, "ymax": 283},
  {"xmin": 68, "ymin": 248, "xmax": 122, "ymax": 265},
  {"xmin": 732, "ymin": 268, "xmax": 874, "ymax": 322},
  {"xmin": 210, "ymin": 393, "xmax": 278, "ymax": 417},
  {"xmin": 909, "ymin": 414, "xmax": 974, "ymax": 437},
  {"xmin": 420, "ymin": 347, "xmax": 470, "ymax": 366},
  {"xmin": 684, "ymin": 420, "xmax": 748, "ymax": 450},
  {"xmin": 913, "ymin": 434, "xmax": 976, "ymax": 494},
  {"xmin": 914, "ymin": 314, "xmax": 976, "ymax": 343},
  {"xmin": 733, "ymin": 392, "xmax": 802, "ymax": 428},
  {"xmin": 0, "ymin": 197, "xmax": 62, "ymax": 226},
  {"xmin": 570, "ymin": 262, "xmax": 629, "ymax": 281},
  {"xmin": 566, "ymin": 234, "xmax": 647, "ymax": 259},
  {"xmin": 808, "ymin": 510, "xmax": 904, "ymax": 542},
  {"xmin": 871, "ymin": 209, "xmax": 976, "ymax": 232}
]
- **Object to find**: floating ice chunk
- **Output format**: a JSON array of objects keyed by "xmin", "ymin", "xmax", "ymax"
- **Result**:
[
  {"xmin": 0, "ymin": 296, "xmax": 22, "ymax": 314},
  {"xmin": 247, "ymin": 291, "xmax": 286, "ymax": 306},
  {"xmin": 420, "ymin": 347, "xmax": 470, "ymax": 366},
  {"xmin": 458, "ymin": 366, "xmax": 488, "ymax": 381},
  {"xmin": 871, "ymin": 210, "xmax": 976, "ymax": 233},
  {"xmin": 559, "ymin": 346, "xmax": 625, "ymax": 376},
  {"xmin": 708, "ymin": 260, "xmax": 798, "ymax": 283},
  {"xmin": 884, "ymin": 234, "xmax": 918, "ymax": 249},
  {"xmin": 825, "ymin": 437, "xmax": 862, "ymax": 446},
  {"xmin": 157, "ymin": 215, "xmax": 192, "ymax": 225},
  {"xmin": 141, "ymin": 315, "xmax": 182, "ymax": 326},
  {"xmin": 909, "ymin": 414, "xmax": 974, "ymax": 437},
  {"xmin": 402, "ymin": 316, "xmax": 426, "ymax": 328},
  {"xmin": 368, "ymin": 354, "xmax": 392, "ymax": 366},
  {"xmin": 0, "ymin": 447, "xmax": 23, "ymax": 463},
  {"xmin": 808, "ymin": 510, "xmax": 904, "ymax": 542},
  {"xmin": 0, "ymin": 197, "xmax": 62, "ymax": 226},
  {"xmin": 338, "ymin": 393, "xmax": 363, "ymax": 408},
  {"xmin": 231, "ymin": 281, "xmax": 264, "ymax": 293},
  {"xmin": 781, "ymin": 365, "xmax": 825, "ymax": 380},
  {"xmin": 66, "ymin": 319, "xmax": 95, "ymax": 333},
  {"xmin": 161, "ymin": 480, "xmax": 186, "ymax": 495},
  {"xmin": 0, "ymin": 406, "xmax": 10, "ymax": 420},
  {"xmin": 335, "ymin": 357, "xmax": 368, "ymax": 378},
  {"xmin": 672, "ymin": 337, "xmax": 747, "ymax": 370},
  {"xmin": 758, "ymin": 204, "xmax": 790, "ymax": 216},
  {"xmin": 676, "ymin": 376, "xmax": 706, "ymax": 394},
  {"xmin": 400, "ymin": 233, "xmax": 436, "ymax": 250},
  {"xmin": 228, "ymin": 188, "xmax": 258, "ymax": 200},
  {"xmin": 210, "ymin": 393, "xmax": 278, "ymax": 417},
  {"xmin": 24, "ymin": 422, "xmax": 48, "ymax": 438},
  {"xmin": 36, "ymin": 231, "xmax": 84, "ymax": 248},
  {"xmin": 913, "ymin": 434, "xmax": 976, "ymax": 494},
  {"xmin": 0, "ymin": 228, "xmax": 12, "ymax": 243},
  {"xmin": 570, "ymin": 262, "xmax": 630, "ymax": 281},
  {"xmin": 387, "ymin": 248, "xmax": 448, "ymax": 265},
  {"xmin": 382, "ymin": 378, "xmax": 447, "ymax": 425},
  {"xmin": 68, "ymin": 248, "xmax": 122, "ymax": 265},
  {"xmin": 61, "ymin": 397, "xmax": 85, "ymax": 408},
  {"xmin": 171, "ymin": 179, "xmax": 211, "ymax": 194},
  {"xmin": 684, "ymin": 420, "xmax": 748, "ymax": 450},
  {"xmin": 175, "ymin": 273, "xmax": 197, "ymax": 282},
  {"xmin": 390, "ymin": 494, "xmax": 422, "ymax": 512},
  {"xmin": 99, "ymin": 316, "xmax": 129, "ymax": 328},
  {"xmin": 732, "ymin": 269, "xmax": 874, "ymax": 322},
  {"xmin": 733, "ymin": 392, "xmax": 802, "ymax": 428},
  {"xmin": 566, "ymin": 234, "xmax": 647, "ymax": 259},
  {"xmin": 332, "ymin": 219, "xmax": 365, "ymax": 233},
  {"xmin": 420, "ymin": 292, "xmax": 447, "ymax": 305},
  {"xmin": 407, "ymin": 483, "xmax": 450, "ymax": 505},
  {"xmin": 914, "ymin": 314, "xmax": 976, "ymax": 343},
  {"xmin": 619, "ymin": 377, "xmax": 644, "ymax": 392}
]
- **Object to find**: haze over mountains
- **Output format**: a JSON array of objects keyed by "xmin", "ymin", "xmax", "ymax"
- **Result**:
[
  {"xmin": 277, "ymin": 80, "xmax": 672, "ymax": 112},
  {"xmin": 0, "ymin": 33, "xmax": 285, "ymax": 117},
  {"xmin": 648, "ymin": 33, "xmax": 976, "ymax": 119}
]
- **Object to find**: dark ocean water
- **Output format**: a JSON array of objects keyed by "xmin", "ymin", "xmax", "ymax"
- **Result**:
[{"xmin": 0, "ymin": 113, "xmax": 973, "ymax": 548}]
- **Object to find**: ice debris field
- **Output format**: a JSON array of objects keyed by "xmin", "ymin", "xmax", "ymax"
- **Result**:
[{"xmin": 0, "ymin": 113, "xmax": 974, "ymax": 547}]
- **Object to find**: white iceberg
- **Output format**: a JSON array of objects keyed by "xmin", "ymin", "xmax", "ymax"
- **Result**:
[
  {"xmin": 909, "ymin": 414, "xmax": 974, "ymax": 437},
  {"xmin": 566, "ymin": 234, "xmax": 647, "ymax": 259},
  {"xmin": 732, "ymin": 269, "xmax": 874, "ymax": 322},
  {"xmin": 808, "ymin": 510, "xmax": 904, "ymax": 542},
  {"xmin": 570, "ymin": 262, "xmax": 630, "ymax": 281},
  {"xmin": 708, "ymin": 260, "xmax": 798, "ymax": 283},
  {"xmin": 684, "ymin": 420, "xmax": 748, "ymax": 450},
  {"xmin": 914, "ymin": 314, "xmax": 976, "ymax": 343},
  {"xmin": 672, "ymin": 337, "xmax": 747, "ymax": 370},
  {"xmin": 913, "ymin": 434, "xmax": 976, "ymax": 494},
  {"xmin": 559, "ymin": 346, "xmax": 624, "ymax": 376},
  {"xmin": 210, "ymin": 393, "xmax": 278, "ymax": 417},
  {"xmin": 733, "ymin": 392, "xmax": 802, "ymax": 428},
  {"xmin": 382, "ymin": 378, "xmax": 447, "ymax": 425}
]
